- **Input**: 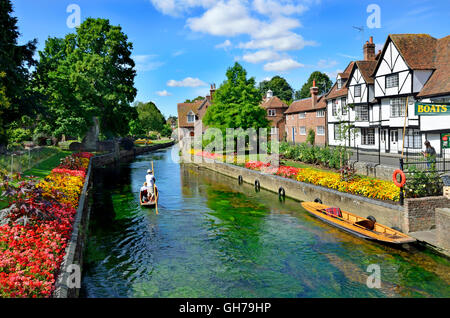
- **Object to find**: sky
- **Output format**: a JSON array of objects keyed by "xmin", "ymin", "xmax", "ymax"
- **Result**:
[{"xmin": 11, "ymin": 0, "xmax": 450, "ymax": 118}]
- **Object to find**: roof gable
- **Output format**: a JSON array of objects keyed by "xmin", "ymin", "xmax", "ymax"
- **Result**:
[{"xmin": 260, "ymin": 96, "xmax": 289, "ymax": 109}]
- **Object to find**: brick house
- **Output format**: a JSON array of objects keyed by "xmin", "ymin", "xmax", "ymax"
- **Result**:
[
  {"xmin": 260, "ymin": 90, "xmax": 288, "ymax": 141},
  {"xmin": 177, "ymin": 84, "xmax": 215, "ymax": 140},
  {"xmin": 284, "ymin": 82, "xmax": 327, "ymax": 145}
]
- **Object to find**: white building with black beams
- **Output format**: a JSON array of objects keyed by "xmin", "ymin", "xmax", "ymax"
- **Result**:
[{"xmin": 327, "ymin": 34, "xmax": 450, "ymax": 155}]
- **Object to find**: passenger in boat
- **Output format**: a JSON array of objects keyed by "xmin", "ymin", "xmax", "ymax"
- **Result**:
[
  {"xmin": 422, "ymin": 140, "xmax": 436, "ymax": 169},
  {"xmin": 140, "ymin": 182, "xmax": 149, "ymax": 202},
  {"xmin": 145, "ymin": 169, "xmax": 156, "ymax": 201}
]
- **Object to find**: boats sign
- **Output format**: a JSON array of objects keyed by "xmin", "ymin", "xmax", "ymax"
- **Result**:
[{"xmin": 415, "ymin": 102, "xmax": 450, "ymax": 116}]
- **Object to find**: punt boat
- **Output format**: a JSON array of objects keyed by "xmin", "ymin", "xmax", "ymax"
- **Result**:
[
  {"xmin": 301, "ymin": 201, "xmax": 416, "ymax": 244},
  {"xmin": 140, "ymin": 186, "xmax": 158, "ymax": 207}
]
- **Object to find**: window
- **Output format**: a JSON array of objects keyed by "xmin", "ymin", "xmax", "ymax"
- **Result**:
[
  {"xmin": 337, "ymin": 79, "xmax": 342, "ymax": 89},
  {"xmin": 270, "ymin": 127, "xmax": 278, "ymax": 135},
  {"xmin": 361, "ymin": 128, "xmax": 375, "ymax": 145},
  {"xmin": 390, "ymin": 130, "xmax": 398, "ymax": 142},
  {"xmin": 317, "ymin": 126, "xmax": 325, "ymax": 136},
  {"xmin": 404, "ymin": 129, "xmax": 421, "ymax": 149},
  {"xmin": 341, "ymin": 98, "xmax": 348, "ymax": 115},
  {"xmin": 355, "ymin": 105, "xmax": 369, "ymax": 121},
  {"xmin": 316, "ymin": 109, "xmax": 325, "ymax": 117},
  {"xmin": 268, "ymin": 109, "xmax": 276, "ymax": 117},
  {"xmin": 390, "ymin": 97, "xmax": 407, "ymax": 117},
  {"xmin": 334, "ymin": 124, "xmax": 342, "ymax": 140},
  {"xmin": 300, "ymin": 126, "xmax": 306, "ymax": 135},
  {"xmin": 293, "ymin": 127, "xmax": 297, "ymax": 135},
  {"xmin": 187, "ymin": 111, "xmax": 195, "ymax": 123},
  {"xmin": 386, "ymin": 73, "xmax": 399, "ymax": 88},
  {"xmin": 354, "ymin": 85, "xmax": 361, "ymax": 97},
  {"xmin": 332, "ymin": 100, "xmax": 337, "ymax": 116},
  {"xmin": 298, "ymin": 112, "xmax": 306, "ymax": 119}
]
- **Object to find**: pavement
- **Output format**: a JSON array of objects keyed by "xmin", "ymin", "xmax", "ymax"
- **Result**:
[{"xmin": 409, "ymin": 229, "xmax": 450, "ymax": 258}]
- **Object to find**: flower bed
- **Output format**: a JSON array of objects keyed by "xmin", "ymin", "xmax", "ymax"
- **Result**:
[
  {"xmin": 0, "ymin": 152, "xmax": 92, "ymax": 297},
  {"xmin": 244, "ymin": 161, "xmax": 400, "ymax": 202}
]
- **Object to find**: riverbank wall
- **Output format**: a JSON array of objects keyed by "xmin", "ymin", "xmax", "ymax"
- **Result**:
[
  {"xmin": 53, "ymin": 140, "xmax": 174, "ymax": 298},
  {"xmin": 193, "ymin": 159, "xmax": 450, "ymax": 256}
]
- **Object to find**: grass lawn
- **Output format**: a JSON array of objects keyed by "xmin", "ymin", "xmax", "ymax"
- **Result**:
[{"xmin": 22, "ymin": 150, "xmax": 73, "ymax": 180}]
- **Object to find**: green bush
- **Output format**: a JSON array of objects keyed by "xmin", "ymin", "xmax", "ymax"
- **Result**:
[{"xmin": 404, "ymin": 164, "xmax": 443, "ymax": 198}]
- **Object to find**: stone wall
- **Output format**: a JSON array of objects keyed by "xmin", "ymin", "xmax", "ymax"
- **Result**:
[
  {"xmin": 404, "ymin": 196, "xmax": 450, "ymax": 233},
  {"xmin": 352, "ymin": 162, "xmax": 395, "ymax": 181},
  {"xmin": 436, "ymin": 208, "xmax": 450, "ymax": 251},
  {"xmin": 194, "ymin": 159, "xmax": 404, "ymax": 230}
]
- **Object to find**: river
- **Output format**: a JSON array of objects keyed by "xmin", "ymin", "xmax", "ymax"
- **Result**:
[{"xmin": 81, "ymin": 146, "xmax": 450, "ymax": 297}]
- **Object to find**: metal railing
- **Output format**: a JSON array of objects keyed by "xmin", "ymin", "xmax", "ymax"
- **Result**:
[{"xmin": 0, "ymin": 147, "xmax": 59, "ymax": 174}]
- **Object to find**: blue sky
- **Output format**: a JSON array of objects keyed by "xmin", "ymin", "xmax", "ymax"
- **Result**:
[{"xmin": 11, "ymin": 0, "xmax": 450, "ymax": 117}]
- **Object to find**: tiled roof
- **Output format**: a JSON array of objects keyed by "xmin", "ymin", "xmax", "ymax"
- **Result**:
[
  {"xmin": 284, "ymin": 95, "xmax": 326, "ymax": 114},
  {"xmin": 325, "ymin": 61, "xmax": 354, "ymax": 100},
  {"xmin": 417, "ymin": 35, "xmax": 450, "ymax": 98},
  {"xmin": 260, "ymin": 96, "xmax": 289, "ymax": 109},
  {"xmin": 355, "ymin": 60, "xmax": 377, "ymax": 84},
  {"xmin": 390, "ymin": 34, "xmax": 437, "ymax": 70},
  {"xmin": 177, "ymin": 99, "xmax": 204, "ymax": 128}
]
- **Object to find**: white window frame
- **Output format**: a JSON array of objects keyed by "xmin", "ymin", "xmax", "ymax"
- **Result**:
[
  {"xmin": 386, "ymin": 73, "xmax": 399, "ymax": 88},
  {"xmin": 187, "ymin": 111, "xmax": 196, "ymax": 123},
  {"xmin": 316, "ymin": 126, "xmax": 325, "ymax": 136},
  {"xmin": 334, "ymin": 124, "xmax": 342, "ymax": 140},
  {"xmin": 390, "ymin": 97, "xmax": 407, "ymax": 118},
  {"xmin": 298, "ymin": 112, "xmax": 306, "ymax": 119},
  {"xmin": 361, "ymin": 128, "xmax": 375, "ymax": 145},
  {"xmin": 300, "ymin": 126, "xmax": 306, "ymax": 135},
  {"xmin": 354, "ymin": 85, "xmax": 361, "ymax": 97},
  {"xmin": 332, "ymin": 100, "xmax": 337, "ymax": 116},
  {"xmin": 268, "ymin": 109, "xmax": 276, "ymax": 117},
  {"xmin": 341, "ymin": 98, "xmax": 348, "ymax": 115},
  {"xmin": 355, "ymin": 105, "xmax": 369, "ymax": 121},
  {"xmin": 270, "ymin": 127, "xmax": 278, "ymax": 135},
  {"xmin": 316, "ymin": 109, "xmax": 325, "ymax": 117},
  {"xmin": 404, "ymin": 129, "xmax": 421, "ymax": 149}
]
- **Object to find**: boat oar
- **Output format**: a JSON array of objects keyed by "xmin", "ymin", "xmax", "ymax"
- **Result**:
[{"xmin": 152, "ymin": 161, "xmax": 158, "ymax": 215}]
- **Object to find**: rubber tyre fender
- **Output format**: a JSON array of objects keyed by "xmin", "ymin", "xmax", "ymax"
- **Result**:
[
  {"xmin": 278, "ymin": 187, "xmax": 285, "ymax": 198},
  {"xmin": 255, "ymin": 179, "xmax": 261, "ymax": 192},
  {"xmin": 314, "ymin": 198, "xmax": 323, "ymax": 204},
  {"xmin": 367, "ymin": 215, "xmax": 377, "ymax": 223},
  {"xmin": 238, "ymin": 175, "xmax": 243, "ymax": 185}
]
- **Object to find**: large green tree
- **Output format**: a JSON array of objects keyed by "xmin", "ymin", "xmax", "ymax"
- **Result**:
[
  {"xmin": 184, "ymin": 96, "xmax": 204, "ymax": 103},
  {"xmin": 258, "ymin": 76, "xmax": 293, "ymax": 102},
  {"xmin": 0, "ymin": 0, "xmax": 36, "ymax": 144},
  {"xmin": 34, "ymin": 18, "xmax": 137, "ymax": 139},
  {"xmin": 295, "ymin": 71, "xmax": 332, "ymax": 100},
  {"xmin": 203, "ymin": 62, "xmax": 269, "ymax": 133},
  {"xmin": 130, "ymin": 101, "xmax": 166, "ymax": 135}
]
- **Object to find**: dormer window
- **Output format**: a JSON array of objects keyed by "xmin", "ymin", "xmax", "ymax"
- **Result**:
[
  {"xmin": 187, "ymin": 111, "xmax": 195, "ymax": 123},
  {"xmin": 386, "ymin": 73, "xmax": 399, "ymax": 88},
  {"xmin": 337, "ymin": 79, "xmax": 343, "ymax": 89}
]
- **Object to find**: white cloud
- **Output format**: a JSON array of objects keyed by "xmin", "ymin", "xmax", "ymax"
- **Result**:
[
  {"xmin": 156, "ymin": 90, "xmax": 172, "ymax": 96},
  {"xmin": 325, "ymin": 69, "xmax": 343, "ymax": 80},
  {"xmin": 239, "ymin": 33, "xmax": 316, "ymax": 51},
  {"xmin": 167, "ymin": 77, "xmax": 207, "ymax": 87},
  {"xmin": 133, "ymin": 54, "xmax": 164, "ymax": 71},
  {"xmin": 215, "ymin": 40, "xmax": 232, "ymax": 49},
  {"xmin": 242, "ymin": 50, "xmax": 279, "ymax": 63},
  {"xmin": 187, "ymin": 0, "xmax": 260, "ymax": 36},
  {"xmin": 149, "ymin": 0, "xmax": 216, "ymax": 17},
  {"xmin": 172, "ymin": 50, "xmax": 185, "ymax": 57},
  {"xmin": 317, "ymin": 59, "xmax": 338, "ymax": 69},
  {"xmin": 264, "ymin": 58, "xmax": 304, "ymax": 72},
  {"xmin": 253, "ymin": 0, "xmax": 308, "ymax": 17}
]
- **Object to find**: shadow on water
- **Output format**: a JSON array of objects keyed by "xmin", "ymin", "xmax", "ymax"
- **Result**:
[{"xmin": 81, "ymin": 147, "xmax": 450, "ymax": 298}]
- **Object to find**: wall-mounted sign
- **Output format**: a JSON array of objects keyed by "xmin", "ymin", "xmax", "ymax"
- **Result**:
[
  {"xmin": 415, "ymin": 102, "xmax": 450, "ymax": 116},
  {"xmin": 442, "ymin": 133, "xmax": 450, "ymax": 149}
]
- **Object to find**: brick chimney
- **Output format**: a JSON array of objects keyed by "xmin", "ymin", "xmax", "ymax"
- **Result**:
[
  {"xmin": 210, "ymin": 83, "xmax": 216, "ymax": 101},
  {"xmin": 363, "ymin": 36, "xmax": 376, "ymax": 61},
  {"xmin": 310, "ymin": 80, "xmax": 318, "ymax": 108}
]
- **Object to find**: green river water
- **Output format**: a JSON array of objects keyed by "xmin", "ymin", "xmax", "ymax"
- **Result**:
[{"xmin": 81, "ymin": 146, "xmax": 450, "ymax": 297}]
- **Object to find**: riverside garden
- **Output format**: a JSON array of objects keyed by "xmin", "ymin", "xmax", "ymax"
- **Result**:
[{"xmin": 1, "ymin": 0, "xmax": 449, "ymax": 298}]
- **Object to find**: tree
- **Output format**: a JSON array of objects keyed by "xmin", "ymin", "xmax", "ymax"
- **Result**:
[
  {"xmin": 203, "ymin": 62, "xmax": 269, "ymax": 134},
  {"xmin": 0, "ymin": 0, "xmax": 37, "ymax": 144},
  {"xmin": 34, "ymin": 18, "xmax": 137, "ymax": 139},
  {"xmin": 184, "ymin": 96, "xmax": 204, "ymax": 103},
  {"xmin": 259, "ymin": 76, "xmax": 293, "ymax": 102},
  {"xmin": 295, "ymin": 71, "xmax": 332, "ymax": 100},
  {"xmin": 133, "ymin": 101, "xmax": 166, "ymax": 134}
]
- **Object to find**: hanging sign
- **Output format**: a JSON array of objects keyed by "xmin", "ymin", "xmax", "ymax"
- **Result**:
[
  {"xmin": 415, "ymin": 102, "xmax": 450, "ymax": 116},
  {"xmin": 442, "ymin": 133, "xmax": 450, "ymax": 149}
]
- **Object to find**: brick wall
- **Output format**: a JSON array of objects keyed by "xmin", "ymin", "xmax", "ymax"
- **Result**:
[
  {"xmin": 266, "ymin": 107, "xmax": 287, "ymax": 141},
  {"xmin": 285, "ymin": 110, "xmax": 326, "ymax": 145},
  {"xmin": 404, "ymin": 196, "xmax": 450, "ymax": 233}
]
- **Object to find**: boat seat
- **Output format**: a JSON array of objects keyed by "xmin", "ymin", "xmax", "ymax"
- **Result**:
[
  {"xmin": 323, "ymin": 207, "xmax": 343, "ymax": 218},
  {"xmin": 355, "ymin": 219, "xmax": 375, "ymax": 231}
]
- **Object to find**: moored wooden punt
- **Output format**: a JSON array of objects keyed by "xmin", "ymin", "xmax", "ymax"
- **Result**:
[
  {"xmin": 301, "ymin": 202, "xmax": 416, "ymax": 244},
  {"xmin": 140, "ymin": 186, "xmax": 158, "ymax": 207}
]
